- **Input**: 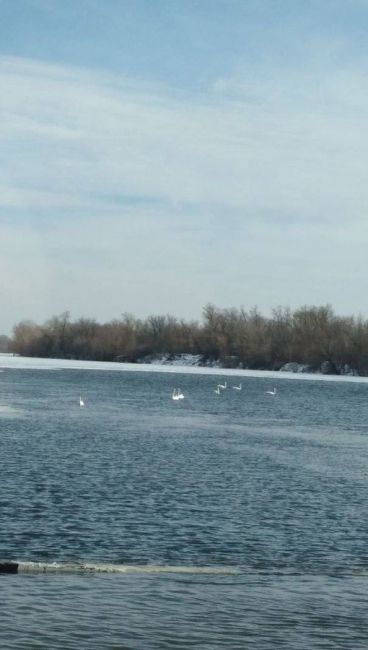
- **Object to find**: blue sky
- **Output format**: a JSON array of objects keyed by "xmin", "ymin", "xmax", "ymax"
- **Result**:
[{"xmin": 1, "ymin": 0, "xmax": 368, "ymax": 332}]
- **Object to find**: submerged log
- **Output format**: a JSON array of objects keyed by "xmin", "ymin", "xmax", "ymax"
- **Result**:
[{"xmin": 0, "ymin": 561, "xmax": 19, "ymax": 574}]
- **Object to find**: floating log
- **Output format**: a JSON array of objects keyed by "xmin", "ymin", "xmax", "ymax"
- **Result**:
[{"xmin": 0, "ymin": 561, "xmax": 19, "ymax": 574}]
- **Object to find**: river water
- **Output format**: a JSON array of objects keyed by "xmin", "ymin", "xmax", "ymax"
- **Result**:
[{"xmin": 0, "ymin": 359, "xmax": 367, "ymax": 648}]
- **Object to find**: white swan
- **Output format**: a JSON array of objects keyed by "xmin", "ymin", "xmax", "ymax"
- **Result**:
[
  {"xmin": 214, "ymin": 386, "xmax": 221, "ymax": 395},
  {"xmin": 79, "ymin": 396, "xmax": 85, "ymax": 407},
  {"xmin": 232, "ymin": 383, "xmax": 242, "ymax": 390},
  {"xmin": 218, "ymin": 381, "xmax": 227, "ymax": 389},
  {"xmin": 172, "ymin": 389, "xmax": 184, "ymax": 400},
  {"xmin": 266, "ymin": 387, "xmax": 277, "ymax": 396}
]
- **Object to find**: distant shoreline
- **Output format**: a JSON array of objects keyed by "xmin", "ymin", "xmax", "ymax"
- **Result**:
[
  {"xmin": 9, "ymin": 305, "xmax": 368, "ymax": 377},
  {"xmin": 0, "ymin": 354, "xmax": 366, "ymax": 384},
  {"xmin": 0, "ymin": 352, "xmax": 358, "ymax": 377}
]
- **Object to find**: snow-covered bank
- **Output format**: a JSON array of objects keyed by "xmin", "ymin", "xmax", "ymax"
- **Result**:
[
  {"xmin": 0, "ymin": 354, "xmax": 366, "ymax": 384},
  {"xmin": 138, "ymin": 354, "xmax": 358, "ymax": 377},
  {"xmin": 136, "ymin": 353, "xmax": 221, "ymax": 368}
]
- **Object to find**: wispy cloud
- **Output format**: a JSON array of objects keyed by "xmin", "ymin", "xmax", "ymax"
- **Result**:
[
  {"xmin": 1, "ymin": 55, "xmax": 368, "ymax": 219},
  {"xmin": 1, "ymin": 54, "xmax": 368, "ymax": 330}
]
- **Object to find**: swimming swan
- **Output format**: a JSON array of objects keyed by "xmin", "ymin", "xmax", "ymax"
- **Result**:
[
  {"xmin": 266, "ymin": 387, "xmax": 277, "ymax": 396},
  {"xmin": 172, "ymin": 389, "xmax": 184, "ymax": 400}
]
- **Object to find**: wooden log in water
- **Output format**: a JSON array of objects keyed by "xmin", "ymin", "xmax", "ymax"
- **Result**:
[{"xmin": 0, "ymin": 561, "xmax": 19, "ymax": 573}]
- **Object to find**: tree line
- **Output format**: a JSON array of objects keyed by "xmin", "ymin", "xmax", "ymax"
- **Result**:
[{"xmin": 8, "ymin": 304, "xmax": 368, "ymax": 375}]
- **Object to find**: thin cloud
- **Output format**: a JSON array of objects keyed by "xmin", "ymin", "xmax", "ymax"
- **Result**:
[
  {"xmin": 1, "ymin": 56, "xmax": 368, "ymax": 221},
  {"xmin": 1, "ymin": 55, "xmax": 368, "ymax": 330}
]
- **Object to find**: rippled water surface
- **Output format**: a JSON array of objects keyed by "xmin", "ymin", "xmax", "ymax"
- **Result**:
[{"xmin": 1, "ymin": 361, "xmax": 368, "ymax": 648}]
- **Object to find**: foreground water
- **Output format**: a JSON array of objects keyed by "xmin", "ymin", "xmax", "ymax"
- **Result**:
[{"xmin": 1, "ymin": 359, "xmax": 368, "ymax": 648}]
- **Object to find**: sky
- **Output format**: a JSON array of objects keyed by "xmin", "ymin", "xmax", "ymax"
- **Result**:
[{"xmin": 1, "ymin": 0, "xmax": 368, "ymax": 333}]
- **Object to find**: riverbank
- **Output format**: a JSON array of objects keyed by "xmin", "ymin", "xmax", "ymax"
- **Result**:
[
  {"xmin": 136, "ymin": 353, "xmax": 358, "ymax": 376},
  {"xmin": 0, "ymin": 354, "xmax": 363, "ymax": 384}
]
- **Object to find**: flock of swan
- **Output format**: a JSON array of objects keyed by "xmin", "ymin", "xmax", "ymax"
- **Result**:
[
  {"xmin": 171, "ymin": 383, "xmax": 278, "ymax": 401},
  {"xmin": 78, "ymin": 385, "xmax": 277, "ymax": 406}
]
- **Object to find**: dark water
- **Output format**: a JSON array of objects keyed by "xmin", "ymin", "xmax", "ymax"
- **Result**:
[{"xmin": 1, "ymin": 364, "xmax": 368, "ymax": 648}]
